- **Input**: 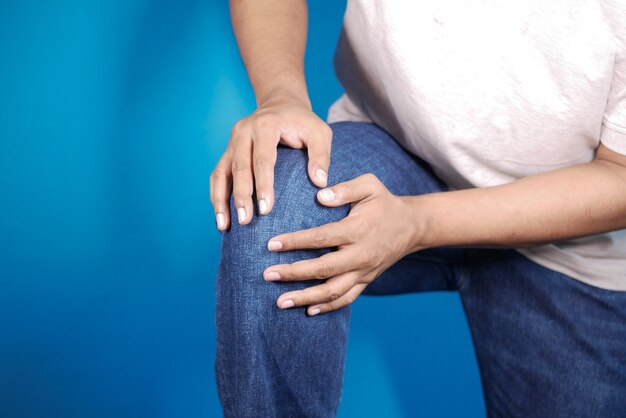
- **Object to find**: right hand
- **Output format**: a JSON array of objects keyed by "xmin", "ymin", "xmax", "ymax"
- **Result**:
[{"xmin": 210, "ymin": 96, "xmax": 333, "ymax": 231}]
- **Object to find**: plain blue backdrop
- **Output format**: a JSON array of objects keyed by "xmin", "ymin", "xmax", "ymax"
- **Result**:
[{"xmin": 0, "ymin": 1, "xmax": 485, "ymax": 417}]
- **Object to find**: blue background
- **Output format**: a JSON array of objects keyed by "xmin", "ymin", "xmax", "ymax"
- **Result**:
[{"xmin": 0, "ymin": 1, "xmax": 484, "ymax": 416}]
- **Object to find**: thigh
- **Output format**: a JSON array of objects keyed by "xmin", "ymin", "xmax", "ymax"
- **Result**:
[
  {"xmin": 326, "ymin": 122, "xmax": 448, "ymax": 198},
  {"xmin": 326, "ymin": 121, "xmax": 460, "ymax": 295},
  {"xmin": 362, "ymin": 246, "xmax": 461, "ymax": 295},
  {"xmin": 459, "ymin": 249, "xmax": 626, "ymax": 418}
]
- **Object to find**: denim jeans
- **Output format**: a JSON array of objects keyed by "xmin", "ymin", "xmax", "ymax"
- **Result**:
[{"xmin": 215, "ymin": 121, "xmax": 626, "ymax": 418}]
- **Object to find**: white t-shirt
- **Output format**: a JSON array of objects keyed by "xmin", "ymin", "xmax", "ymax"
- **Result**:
[{"xmin": 327, "ymin": 0, "xmax": 626, "ymax": 290}]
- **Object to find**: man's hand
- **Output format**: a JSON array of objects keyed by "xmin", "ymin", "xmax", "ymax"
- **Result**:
[
  {"xmin": 262, "ymin": 173, "xmax": 421, "ymax": 316},
  {"xmin": 210, "ymin": 96, "xmax": 332, "ymax": 230}
]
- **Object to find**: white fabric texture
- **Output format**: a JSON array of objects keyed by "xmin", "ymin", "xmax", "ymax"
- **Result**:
[{"xmin": 327, "ymin": 0, "xmax": 626, "ymax": 290}]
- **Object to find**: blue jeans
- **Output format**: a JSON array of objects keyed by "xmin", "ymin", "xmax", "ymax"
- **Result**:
[{"xmin": 215, "ymin": 121, "xmax": 626, "ymax": 417}]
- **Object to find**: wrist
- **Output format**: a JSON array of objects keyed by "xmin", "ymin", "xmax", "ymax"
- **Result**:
[
  {"xmin": 256, "ymin": 77, "xmax": 311, "ymax": 110},
  {"xmin": 258, "ymin": 90, "xmax": 312, "ymax": 111},
  {"xmin": 400, "ymin": 193, "xmax": 443, "ymax": 253}
]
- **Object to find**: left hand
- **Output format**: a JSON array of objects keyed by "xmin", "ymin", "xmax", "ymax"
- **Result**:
[{"xmin": 263, "ymin": 173, "xmax": 421, "ymax": 316}]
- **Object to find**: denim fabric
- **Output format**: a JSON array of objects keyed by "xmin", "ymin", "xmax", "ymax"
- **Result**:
[{"xmin": 215, "ymin": 121, "xmax": 626, "ymax": 418}]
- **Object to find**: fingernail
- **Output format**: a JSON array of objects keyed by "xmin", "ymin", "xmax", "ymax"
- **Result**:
[
  {"xmin": 319, "ymin": 189, "xmax": 335, "ymax": 202},
  {"xmin": 216, "ymin": 213, "xmax": 225, "ymax": 229},
  {"xmin": 309, "ymin": 308, "xmax": 321, "ymax": 316},
  {"xmin": 259, "ymin": 198, "xmax": 268, "ymax": 214},
  {"xmin": 267, "ymin": 240, "xmax": 283, "ymax": 251},
  {"xmin": 315, "ymin": 168, "xmax": 328, "ymax": 184},
  {"xmin": 237, "ymin": 207, "xmax": 246, "ymax": 223},
  {"xmin": 280, "ymin": 299, "xmax": 294, "ymax": 309},
  {"xmin": 265, "ymin": 271, "xmax": 281, "ymax": 281}
]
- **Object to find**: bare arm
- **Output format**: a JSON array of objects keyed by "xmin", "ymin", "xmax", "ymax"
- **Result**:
[
  {"xmin": 230, "ymin": 0, "xmax": 309, "ymax": 108},
  {"xmin": 210, "ymin": 0, "xmax": 332, "ymax": 230},
  {"xmin": 410, "ymin": 143, "xmax": 626, "ymax": 250}
]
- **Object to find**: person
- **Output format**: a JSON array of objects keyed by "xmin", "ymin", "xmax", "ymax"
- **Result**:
[{"xmin": 211, "ymin": 0, "xmax": 626, "ymax": 416}]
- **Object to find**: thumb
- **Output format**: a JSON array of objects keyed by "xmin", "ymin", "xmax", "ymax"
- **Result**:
[{"xmin": 305, "ymin": 125, "xmax": 332, "ymax": 188}]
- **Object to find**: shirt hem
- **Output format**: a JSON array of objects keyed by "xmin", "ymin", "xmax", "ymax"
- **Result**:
[
  {"xmin": 514, "ymin": 247, "xmax": 626, "ymax": 292},
  {"xmin": 600, "ymin": 122, "xmax": 626, "ymax": 156}
]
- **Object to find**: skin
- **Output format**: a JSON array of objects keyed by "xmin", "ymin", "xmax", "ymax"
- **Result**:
[
  {"xmin": 210, "ymin": 0, "xmax": 330, "ymax": 230},
  {"xmin": 212, "ymin": 0, "xmax": 626, "ymax": 317}
]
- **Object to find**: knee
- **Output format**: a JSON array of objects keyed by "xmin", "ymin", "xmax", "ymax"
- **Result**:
[
  {"xmin": 218, "ymin": 122, "xmax": 384, "ymax": 283},
  {"xmin": 222, "ymin": 145, "xmax": 347, "ymax": 256},
  {"xmin": 217, "ymin": 145, "xmax": 350, "ymax": 304}
]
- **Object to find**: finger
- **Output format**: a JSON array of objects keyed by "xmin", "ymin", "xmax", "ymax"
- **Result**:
[
  {"xmin": 263, "ymin": 248, "xmax": 358, "ymax": 282},
  {"xmin": 266, "ymin": 219, "xmax": 358, "ymax": 252},
  {"xmin": 231, "ymin": 135, "xmax": 254, "ymax": 225},
  {"xmin": 307, "ymin": 283, "xmax": 367, "ymax": 315},
  {"xmin": 276, "ymin": 273, "xmax": 360, "ymax": 309},
  {"xmin": 209, "ymin": 154, "xmax": 233, "ymax": 231},
  {"xmin": 251, "ymin": 128, "xmax": 279, "ymax": 215},
  {"xmin": 316, "ymin": 172, "xmax": 382, "ymax": 207},
  {"xmin": 304, "ymin": 124, "xmax": 332, "ymax": 188}
]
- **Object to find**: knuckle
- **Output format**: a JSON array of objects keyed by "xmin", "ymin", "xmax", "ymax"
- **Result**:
[
  {"xmin": 363, "ymin": 172, "xmax": 378, "ymax": 183},
  {"xmin": 344, "ymin": 293, "xmax": 357, "ymax": 305},
  {"xmin": 337, "ymin": 184, "xmax": 351, "ymax": 197},
  {"xmin": 355, "ymin": 256, "xmax": 368, "ymax": 270},
  {"xmin": 314, "ymin": 153, "xmax": 330, "ymax": 166},
  {"xmin": 253, "ymin": 114, "xmax": 278, "ymax": 131},
  {"xmin": 344, "ymin": 233, "xmax": 358, "ymax": 245},
  {"xmin": 256, "ymin": 185, "xmax": 268, "ymax": 196},
  {"xmin": 253, "ymin": 157, "xmax": 269, "ymax": 171},
  {"xmin": 285, "ymin": 236, "xmax": 299, "ymax": 250},
  {"xmin": 232, "ymin": 159, "xmax": 249, "ymax": 173},
  {"xmin": 314, "ymin": 264, "xmax": 333, "ymax": 279},
  {"xmin": 210, "ymin": 167, "xmax": 227, "ymax": 181},
  {"xmin": 299, "ymin": 293, "xmax": 311, "ymax": 306},
  {"xmin": 231, "ymin": 120, "xmax": 246, "ymax": 136},
  {"xmin": 359, "ymin": 249, "xmax": 377, "ymax": 268},
  {"xmin": 312, "ymin": 231, "xmax": 329, "ymax": 246},
  {"xmin": 212, "ymin": 199, "xmax": 228, "ymax": 206},
  {"xmin": 353, "ymin": 217, "xmax": 367, "ymax": 228},
  {"xmin": 232, "ymin": 192, "xmax": 250, "ymax": 204},
  {"xmin": 326, "ymin": 288, "xmax": 341, "ymax": 302}
]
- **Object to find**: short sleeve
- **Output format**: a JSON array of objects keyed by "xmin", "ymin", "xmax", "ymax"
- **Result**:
[{"xmin": 600, "ymin": 43, "xmax": 626, "ymax": 155}]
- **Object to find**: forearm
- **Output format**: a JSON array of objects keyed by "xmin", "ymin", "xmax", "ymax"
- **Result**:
[
  {"xmin": 230, "ymin": 0, "xmax": 310, "ymax": 107},
  {"xmin": 410, "ymin": 157, "xmax": 626, "ymax": 251}
]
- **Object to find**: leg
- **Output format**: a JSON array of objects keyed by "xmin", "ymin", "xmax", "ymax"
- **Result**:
[
  {"xmin": 214, "ymin": 121, "xmax": 454, "ymax": 417},
  {"xmin": 459, "ymin": 249, "xmax": 626, "ymax": 417}
]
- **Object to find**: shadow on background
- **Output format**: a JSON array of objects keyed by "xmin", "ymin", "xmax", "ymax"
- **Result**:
[{"xmin": 0, "ymin": 1, "xmax": 484, "ymax": 417}]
